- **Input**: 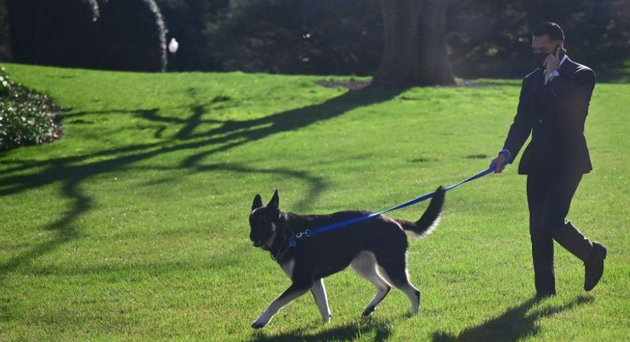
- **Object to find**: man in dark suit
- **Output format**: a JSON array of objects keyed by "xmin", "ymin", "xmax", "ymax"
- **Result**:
[{"xmin": 491, "ymin": 22, "xmax": 606, "ymax": 299}]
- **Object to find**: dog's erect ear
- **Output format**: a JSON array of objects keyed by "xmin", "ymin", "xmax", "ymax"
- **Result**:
[
  {"xmin": 267, "ymin": 190, "xmax": 279, "ymax": 211},
  {"xmin": 252, "ymin": 194, "xmax": 263, "ymax": 211}
]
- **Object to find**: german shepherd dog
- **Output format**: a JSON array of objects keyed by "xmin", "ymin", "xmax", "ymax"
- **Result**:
[{"xmin": 249, "ymin": 187, "xmax": 445, "ymax": 329}]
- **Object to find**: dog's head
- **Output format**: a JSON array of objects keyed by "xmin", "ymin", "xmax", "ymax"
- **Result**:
[{"xmin": 249, "ymin": 190, "xmax": 281, "ymax": 249}]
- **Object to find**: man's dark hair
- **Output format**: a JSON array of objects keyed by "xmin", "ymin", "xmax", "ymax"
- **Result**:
[{"xmin": 532, "ymin": 22, "xmax": 565, "ymax": 42}]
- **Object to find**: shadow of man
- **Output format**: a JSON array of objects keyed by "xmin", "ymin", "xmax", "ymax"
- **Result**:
[{"xmin": 432, "ymin": 295, "xmax": 594, "ymax": 342}]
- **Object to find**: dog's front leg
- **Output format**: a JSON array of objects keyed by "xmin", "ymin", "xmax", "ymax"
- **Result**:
[
  {"xmin": 252, "ymin": 281, "xmax": 313, "ymax": 329},
  {"xmin": 311, "ymin": 278, "xmax": 332, "ymax": 323}
]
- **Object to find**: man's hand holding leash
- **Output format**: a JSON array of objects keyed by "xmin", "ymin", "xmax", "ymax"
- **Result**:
[{"xmin": 491, "ymin": 150, "xmax": 510, "ymax": 173}]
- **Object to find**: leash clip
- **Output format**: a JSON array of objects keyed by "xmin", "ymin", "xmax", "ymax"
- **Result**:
[{"xmin": 295, "ymin": 230, "xmax": 310, "ymax": 239}]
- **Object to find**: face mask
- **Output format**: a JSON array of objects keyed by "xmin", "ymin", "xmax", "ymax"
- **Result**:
[
  {"xmin": 533, "ymin": 44, "xmax": 562, "ymax": 70},
  {"xmin": 533, "ymin": 52, "xmax": 549, "ymax": 69}
]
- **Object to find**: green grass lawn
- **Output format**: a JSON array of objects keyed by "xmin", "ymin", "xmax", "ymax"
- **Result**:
[{"xmin": 1, "ymin": 64, "xmax": 628, "ymax": 342}]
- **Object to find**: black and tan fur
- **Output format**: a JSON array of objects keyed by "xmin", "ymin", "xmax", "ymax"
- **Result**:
[{"xmin": 249, "ymin": 187, "xmax": 445, "ymax": 329}]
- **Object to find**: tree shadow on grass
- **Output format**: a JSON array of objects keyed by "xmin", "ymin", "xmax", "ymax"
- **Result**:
[
  {"xmin": 431, "ymin": 295, "xmax": 594, "ymax": 342},
  {"xmin": 0, "ymin": 84, "xmax": 407, "ymax": 277},
  {"xmin": 250, "ymin": 317, "xmax": 395, "ymax": 342}
]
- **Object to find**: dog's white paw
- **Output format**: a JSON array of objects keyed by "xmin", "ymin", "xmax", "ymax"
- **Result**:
[
  {"xmin": 251, "ymin": 320, "xmax": 266, "ymax": 329},
  {"xmin": 251, "ymin": 315, "xmax": 270, "ymax": 329},
  {"xmin": 322, "ymin": 313, "xmax": 332, "ymax": 323},
  {"xmin": 406, "ymin": 308, "xmax": 419, "ymax": 318}
]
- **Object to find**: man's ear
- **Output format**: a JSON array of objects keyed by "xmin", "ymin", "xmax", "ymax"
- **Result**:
[
  {"xmin": 252, "ymin": 194, "xmax": 263, "ymax": 211},
  {"xmin": 267, "ymin": 190, "xmax": 279, "ymax": 211}
]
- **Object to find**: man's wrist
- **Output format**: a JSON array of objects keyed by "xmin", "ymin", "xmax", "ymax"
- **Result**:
[
  {"xmin": 499, "ymin": 149, "xmax": 511, "ymax": 163},
  {"xmin": 545, "ymin": 70, "xmax": 560, "ymax": 84},
  {"xmin": 546, "ymin": 70, "xmax": 560, "ymax": 83}
]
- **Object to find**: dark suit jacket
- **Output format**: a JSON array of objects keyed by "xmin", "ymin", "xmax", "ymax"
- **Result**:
[{"xmin": 503, "ymin": 57, "xmax": 596, "ymax": 176}]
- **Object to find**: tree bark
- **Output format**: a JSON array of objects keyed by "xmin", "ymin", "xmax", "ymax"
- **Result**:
[{"xmin": 375, "ymin": 0, "xmax": 455, "ymax": 86}]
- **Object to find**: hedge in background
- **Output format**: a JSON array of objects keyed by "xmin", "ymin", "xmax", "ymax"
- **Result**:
[
  {"xmin": 6, "ymin": 0, "xmax": 41, "ymax": 64},
  {"xmin": 35, "ymin": 0, "xmax": 101, "ymax": 69},
  {"xmin": 210, "ymin": 0, "xmax": 383, "ymax": 76},
  {"xmin": 156, "ymin": 0, "xmax": 224, "ymax": 71},
  {"xmin": 7, "ymin": 0, "xmax": 101, "ymax": 69},
  {"xmin": 7, "ymin": 0, "xmax": 167, "ymax": 72},
  {"xmin": 99, "ymin": 0, "xmax": 167, "ymax": 72},
  {"xmin": 0, "ymin": 68, "xmax": 61, "ymax": 151}
]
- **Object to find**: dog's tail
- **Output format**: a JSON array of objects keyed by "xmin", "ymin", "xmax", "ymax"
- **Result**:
[{"xmin": 398, "ymin": 186, "xmax": 445, "ymax": 238}]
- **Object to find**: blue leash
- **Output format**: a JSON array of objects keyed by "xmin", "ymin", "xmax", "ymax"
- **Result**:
[{"xmin": 294, "ymin": 164, "xmax": 498, "ymax": 239}]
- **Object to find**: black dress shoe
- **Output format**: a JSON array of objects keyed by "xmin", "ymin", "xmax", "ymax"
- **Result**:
[{"xmin": 584, "ymin": 242, "xmax": 607, "ymax": 291}]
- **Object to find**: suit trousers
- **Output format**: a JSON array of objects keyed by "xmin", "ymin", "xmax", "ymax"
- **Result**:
[{"xmin": 526, "ymin": 173, "xmax": 594, "ymax": 295}]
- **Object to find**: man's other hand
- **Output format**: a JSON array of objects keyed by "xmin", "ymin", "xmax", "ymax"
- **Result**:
[{"xmin": 544, "ymin": 47, "xmax": 562, "ymax": 74}]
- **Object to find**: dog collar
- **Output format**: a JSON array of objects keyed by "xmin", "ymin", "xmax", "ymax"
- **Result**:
[{"xmin": 272, "ymin": 234, "xmax": 296, "ymax": 263}]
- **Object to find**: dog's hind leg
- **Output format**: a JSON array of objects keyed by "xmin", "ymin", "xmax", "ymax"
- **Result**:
[
  {"xmin": 311, "ymin": 278, "xmax": 332, "ymax": 322},
  {"xmin": 351, "ymin": 251, "xmax": 392, "ymax": 317},
  {"xmin": 378, "ymin": 256, "xmax": 421, "ymax": 315},
  {"xmin": 252, "ymin": 280, "xmax": 314, "ymax": 329}
]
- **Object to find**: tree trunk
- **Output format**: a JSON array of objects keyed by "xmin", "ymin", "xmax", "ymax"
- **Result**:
[{"xmin": 375, "ymin": 0, "xmax": 455, "ymax": 86}]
